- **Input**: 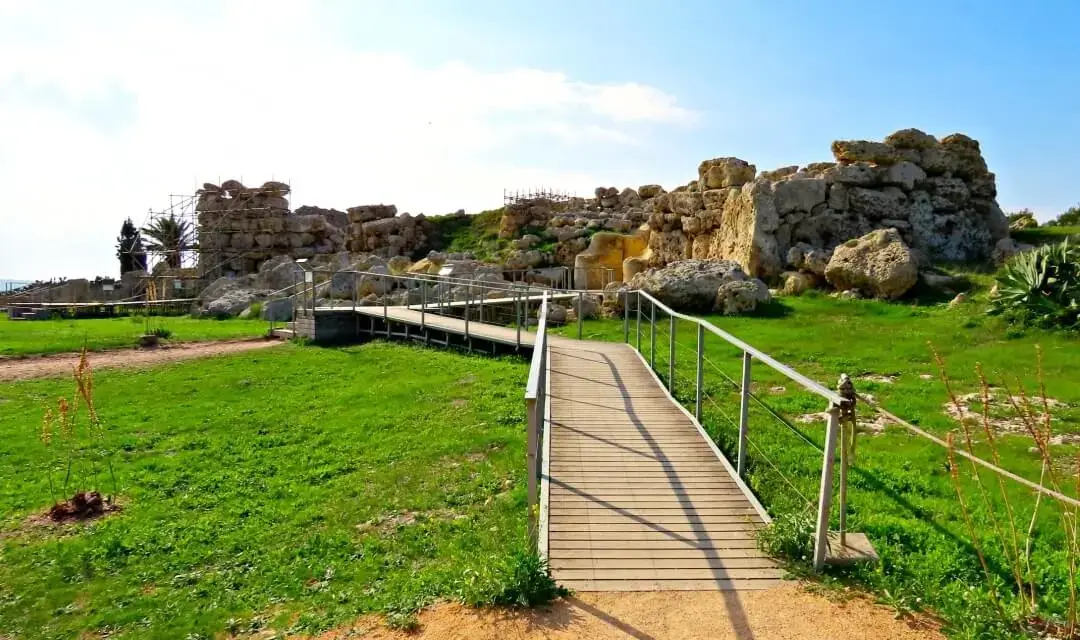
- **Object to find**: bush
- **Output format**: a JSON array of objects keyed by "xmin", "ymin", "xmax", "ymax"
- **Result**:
[
  {"xmin": 757, "ymin": 510, "xmax": 815, "ymax": 565},
  {"xmin": 988, "ymin": 238, "xmax": 1079, "ymax": 329},
  {"xmin": 455, "ymin": 548, "xmax": 567, "ymax": 608}
]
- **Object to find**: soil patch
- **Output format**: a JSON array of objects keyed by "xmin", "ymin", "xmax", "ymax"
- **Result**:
[
  {"xmin": 0, "ymin": 338, "xmax": 283, "ymax": 381},
  {"xmin": 45, "ymin": 491, "xmax": 119, "ymax": 523},
  {"xmin": 298, "ymin": 583, "xmax": 944, "ymax": 640}
]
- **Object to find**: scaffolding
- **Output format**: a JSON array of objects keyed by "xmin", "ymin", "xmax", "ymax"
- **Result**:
[
  {"xmin": 127, "ymin": 177, "xmax": 291, "ymax": 301},
  {"xmin": 502, "ymin": 187, "xmax": 575, "ymax": 207}
]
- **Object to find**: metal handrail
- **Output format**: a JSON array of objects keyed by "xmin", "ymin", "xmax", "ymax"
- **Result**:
[
  {"xmin": 634, "ymin": 289, "xmax": 847, "ymax": 406},
  {"xmin": 626, "ymin": 289, "xmax": 846, "ymax": 571},
  {"xmin": 525, "ymin": 292, "xmax": 550, "ymax": 544}
]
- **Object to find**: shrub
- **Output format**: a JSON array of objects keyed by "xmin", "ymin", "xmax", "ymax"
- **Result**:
[
  {"xmin": 455, "ymin": 548, "xmax": 567, "ymax": 608},
  {"xmin": 988, "ymin": 238, "xmax": 1079, "ymax": 329},
  {"xmin": 756, "ymin": 510, "xmax": 816, "ymax": 564}
]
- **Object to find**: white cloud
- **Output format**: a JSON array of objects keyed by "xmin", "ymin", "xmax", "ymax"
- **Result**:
[{"xmin": 0, "ymin": 1, "xmax": 696, "ymax": 279}]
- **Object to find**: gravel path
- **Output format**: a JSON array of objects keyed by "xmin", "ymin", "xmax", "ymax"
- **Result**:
[
  {"xmin": 0, "ymin": 338, "xmax": 284, "ymax": 381},
  {"xmin": 309, "ymin": 583, "xmax": 943, "ymax": 640}
]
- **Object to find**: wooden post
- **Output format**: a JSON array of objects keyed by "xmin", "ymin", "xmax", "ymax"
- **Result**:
[
  {"xmin": 813, "ymin": 405, "xmax": 841, "ymax": 571},
  {"xmin": 737, "ymin": 351, "xmax": 752, "ymax": 477}
]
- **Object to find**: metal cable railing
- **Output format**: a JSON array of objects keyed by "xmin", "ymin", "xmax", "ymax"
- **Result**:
[
  {"xmin": 524, "ymin": 292, "xmax": 550, "ymax": 551},
  {"xmin": 626, "ymin": 289, "xmax": 850, "ymax": 570}
]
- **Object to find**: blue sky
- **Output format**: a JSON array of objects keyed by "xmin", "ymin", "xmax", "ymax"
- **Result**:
[{"xmin": 1, "ymin": 0, "xmax": 1077, "ymax": 279}]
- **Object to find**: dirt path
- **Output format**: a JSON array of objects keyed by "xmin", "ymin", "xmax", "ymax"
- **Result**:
[
  {"xmin": 0, "ymin": 338, "xmax": 284, "ymax": 381},
  {"xmin": 308, "ymin": 583, "xmax": 943, "ymax": 640}
]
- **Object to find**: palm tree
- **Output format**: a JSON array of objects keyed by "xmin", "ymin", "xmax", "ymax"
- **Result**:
[{"xmin": 142, "ymin": 214, "xmax": 195, "ymax": 269}]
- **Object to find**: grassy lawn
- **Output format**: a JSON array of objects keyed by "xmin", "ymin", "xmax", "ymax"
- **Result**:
[
  {"xmin": 0, "ymin": 314, "xmax": 269, "ymax": 357},
  {"xmin": 1012, "ymin": 225, "xmax": 1080, "ymax": 246},
  {"xmin": 553, "ymin": 289, "xmax": 1079, "ymax": 638},
  {"xmin": 0, "ymin": 342, "xmax": 532, "ymax": 639}
]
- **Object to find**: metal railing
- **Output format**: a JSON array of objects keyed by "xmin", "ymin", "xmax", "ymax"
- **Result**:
[
  {"xmin": 298, "ymin": 267, "xmax": 597, "ymax": 345},
  {"xmin": 524, "ymin": 292, "xmax": 550, "ymax": 545},
  {"xmin": 626, "ymin": 290, "xmax": 850, "ymax": 571}
]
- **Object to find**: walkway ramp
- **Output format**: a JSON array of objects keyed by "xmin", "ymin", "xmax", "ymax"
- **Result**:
[{"xmin": 545, "ymin": 339, "xmax": 784, "ymax": 591}]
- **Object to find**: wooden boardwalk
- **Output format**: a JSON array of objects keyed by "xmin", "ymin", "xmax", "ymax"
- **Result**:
[
  {"xmin": 311, "ymin": 306, "xmax": 784, "ymax": 591},
  {"xmin": 545, "ymin": 340, "xmax": 784, "ymax": 591}
]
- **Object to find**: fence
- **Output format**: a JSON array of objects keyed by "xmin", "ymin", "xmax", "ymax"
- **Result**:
[
  {"xmin": 625, "ymin": 290, "xmax": 851, "ymax": 569},
  {"xmin": 524, "ymin": 293, "xmax": 551, "ymax": 542}
]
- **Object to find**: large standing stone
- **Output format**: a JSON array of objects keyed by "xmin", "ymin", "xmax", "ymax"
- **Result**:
[{"xmin": 824, "ymin": 228, "xmax": 918, "ymax": 299}]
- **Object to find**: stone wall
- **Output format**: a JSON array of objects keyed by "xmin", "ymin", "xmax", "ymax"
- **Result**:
[
  {"xmin": 511, "ymin": 128, "xmax": 1009, "ymax": 281},
  {"xmin": 345, "ymin": 204, "xmax": 431, "ymax": 258},
  {"xmin": 197, "ymin": 180, "xmax": 346, "ymax": 276},
  {"xmin": 645, "ymin": 131, "xmax": 1008, "ymax": 279}
]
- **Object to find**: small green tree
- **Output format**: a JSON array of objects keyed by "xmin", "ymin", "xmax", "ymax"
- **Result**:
[
  {"xmin": 116, "ymin": 218, "xmax": 147, "ymax": 274},
  {"xmin": 1047, "ymin": 204, "xmax": 1080, "ymax": 228}
]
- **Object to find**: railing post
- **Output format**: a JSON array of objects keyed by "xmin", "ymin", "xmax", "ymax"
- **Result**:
[
  {"xmin": 515, "ymin": 287, "xmax": 521, "ymax": 349},
  {"xmin": 623, "ymin": 293, "xmax": 629, "ymax": 344},
  {"xmin": 813, "ymin": 405, "xmax": 841, "ymax": 571},
  {"xmin": 478, "ymin": 285, "xmax": 484, "ymax": 324},
  {"xmin": 383, "ymin": 277, "xmax": 390, "ymax": 338},
  {"xmin": 635, "ymin": 292, "xmax": 641, "ymax": 352},
  {"xmin": 464, "ymin": 287, "xmax": 471, "ymax": 344},
  {"xmin": 695, "ymin": 324, "xmax": 704, "ymax": 421},
  {"xmin": 420, "ymin": 280, "xmax": 426, "ymax": 329},
  {"xmin": 737, "ymin": 351, "xmax": 752, "ymax": 477},
  {"xmin": 668, "ymin": 313, "xmax": 676, "ymax": 392},
  {"xmin": 352, "ymin": 272, "xmax": 357, "ymax": 312},
  {"xmin": 577, "ymin": 291, "xmax": 584, "ymax": 339},
  {"xmin": 839, "ymin": 416, "xmax": 849, "ymax": 548},
  {"xmin": 649, "ymin": 299, "xmax": 656, "ymax": 369}
]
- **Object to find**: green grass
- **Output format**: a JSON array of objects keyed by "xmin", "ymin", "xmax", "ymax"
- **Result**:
[
  {"xmin": 423, "ymin": 208, "xmax": 509, "ymax": 262},
  {"xmin": 0, "ymin": 314, "xmax": 268, "ymax": 357},
  {"xmin": 1012, "ymin": 225, "xmax": 1080, "ymax": 246},
  {"xmin": 0, "ymin": 341, "xmax": 538, "ymax": 639},
  {"xmin": 553, "ymin": 289, "xmax": 1079, "ymax": 638}
]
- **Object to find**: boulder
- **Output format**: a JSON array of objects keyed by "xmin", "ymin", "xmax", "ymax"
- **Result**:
[
  {"xmin": 698, "ymin": 157, "xmax": 756, "ymax": 189},
  {"xmin": 204, "ymin": 288, "xmax": 259, "ymax": 317},
  {"xmin": 775, "ymin": 177, "xmax": 828, "ymax": 214},
  {"xmin": 831, "ymin": 140, "xmax": 899, "ymax": 165},
  {"xmin": 629, "ymin": 259, "xmax": 751, "ymax": 312},
  {"xmin": 824, "ymin": 228, "xmax": 918, "ymax": 299},
  {"xmin": 992, "ymin": 237, "xmax": 1034, "ymax": 265},
  {"xmin": 357, "ymin": 265, "xmax": 392, "ymax": 296},
  {"xmin": 780, "ymin": 271, "xmax": 818, "ymax": 296},
  {"xmin": 261, "ymin": 297, "xmax": 295, "ymax": 322},
  {"xmin": 568, "ymin": 293, "xmax": 601, "ymax": 320},
  {"xmin": 546, "ymin": 303, "xmax": 568, "ymax": 324},
  {"xmin": 602, "ymin": 282, "xmax": 630, "ymax": 311},
  {"xmin": 883, "ymin": 128, "xmax": 938, "ymax": 150},
  {"xmin": 254, "ymin": 255, "xmax": 304, "ymax": 292},
  {"xmin": 387, "ymin": 255, "xmax": 412, "ymax": 275},
  {"xmin": 716, "ymin": 279, "xmax": 771, "ymax": 315},
  {"xmin": 786, "ymin": 242, "xmax": 831, "ymax": 276},
  {"xmin": 638, "ymin": 184, "xmax": 665, "ymax": 199}
]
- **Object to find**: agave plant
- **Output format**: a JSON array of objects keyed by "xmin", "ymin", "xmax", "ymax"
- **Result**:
[{"xmin": 990, "ymin": 238, "xmax": 1080, "ymax": 328}]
